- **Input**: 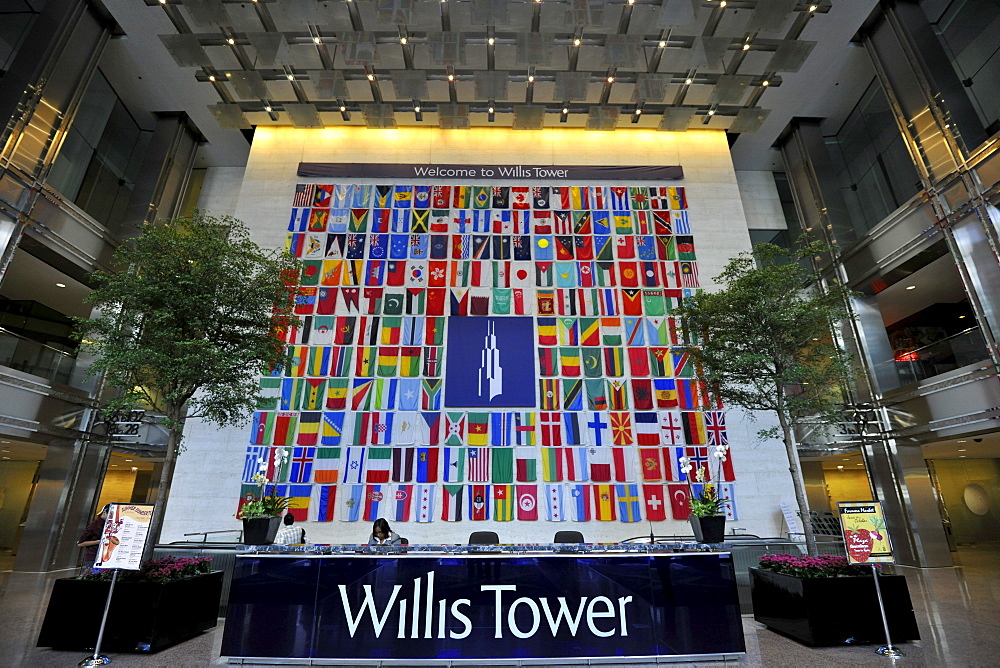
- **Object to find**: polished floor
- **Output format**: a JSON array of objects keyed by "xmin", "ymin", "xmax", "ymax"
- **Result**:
[{"xmin": 2, "ymin": 545, "xmax": 998, "ymax": 667}]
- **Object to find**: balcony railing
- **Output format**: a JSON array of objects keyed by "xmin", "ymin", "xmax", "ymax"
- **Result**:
[
  {"xmin": 877, "ymin": 326, "xmax": 992, "ymax": 388},
  {"xmin": 0, "ymin": 326, "xmax": 91, "ymax": 389}
]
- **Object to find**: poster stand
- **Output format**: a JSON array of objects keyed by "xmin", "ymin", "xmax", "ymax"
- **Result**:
[
  {"xmin": 78, "ymin": 569, "xmax": 118, "ymax": 667},
  {"xmin": 836, "ymin": 500, "xmax": 902, "ymax": 658},
  {"xmin": 76, "ymin": 503, "xmax": 155, "ymax": 666}
]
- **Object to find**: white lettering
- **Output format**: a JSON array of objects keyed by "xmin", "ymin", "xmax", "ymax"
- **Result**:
[
  {"xmin": 508, "ymin": 597, "xmax": 541, "ymax": 639},
  {"xmin": 449, "ymin": 599, "xmax": 472, "ymax": 639},
  {"xmin": 437, "ymin": 599, "xmax": 447, "ymax": 639},
  {"xmin": 585, "ymin": 596, "xmax": 616, "ymax": 638},
  {"xmin": 424, "ymin": 571, "xmax": 435, "ymax": 639},
  {"xmin": 397, "ymin": 599, "xmax": 407, "ymax": 638},
  {"xmin": 540, "ymin": 596, "xmax": 588, "ymax": 636},
  {"xmin": 339, "ymin": 584, "xmax": 402, "ymax": 637},
  {"xmin": 482, "ymin": 584, "xmax": 518, "ymax": 638},
  {"xmin": 413, "ymin": 166, "xmax": 477, "ymax": 178},
  {"xmin": 617, "ymin": 596, "xmax": 632, "ymax": 636}
]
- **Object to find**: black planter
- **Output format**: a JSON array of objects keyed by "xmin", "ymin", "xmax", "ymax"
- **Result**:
[
  {"xmin": 690, "ymin": 515, "xmax": 726, "ymax": 543},
  {"xmin": 37, "ymin": 571, "xmax": 223, "ymax": 653},
  {"xmin": 243, "ymin": 516, "xmax": 281, "ymax": 545},
  {"xmin": 750, "ymin": 567, "xmax": 920, "ymax": 646}
]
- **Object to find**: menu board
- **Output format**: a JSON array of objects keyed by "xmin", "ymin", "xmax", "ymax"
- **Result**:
[
  {"xmin": 93, "ymin": 503, "xmax": 155, "ymax": 570},
  {"xmin": 838, "ymin": 501, "xmax": 894, "ymax": 564}
]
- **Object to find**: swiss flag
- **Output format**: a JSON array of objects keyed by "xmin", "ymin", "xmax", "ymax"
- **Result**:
[
  {"xmin": 643, "ymin": 484, "xmax": 667, "ymax": 521},
  {"xmin": 667, "ymin": 483, "xmax": 691, "ymax": 519}
]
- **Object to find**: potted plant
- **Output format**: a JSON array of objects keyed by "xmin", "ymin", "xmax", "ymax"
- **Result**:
[
  {"xmin": 750, "ymin": 553, "xmax": 919, "ymax": 646},
  {"xmin": 680, "ymin": 443, "xmax": 731, "ymax": 543},
  {"xmin": 237, "ymin": 449, "xmax": 293, "ymax": 544},
  {"xmin": 688, "ymin": 484, "xmax": 727, "ymax": 543},
  {"xmin": 37, "ymin": 556, "xmax": 223, "ymax": 653}
]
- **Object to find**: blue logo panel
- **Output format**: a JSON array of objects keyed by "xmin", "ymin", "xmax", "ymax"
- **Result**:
[{"xmin": 444, "ymin": 317, "xmax": 536, "ymax": 408}]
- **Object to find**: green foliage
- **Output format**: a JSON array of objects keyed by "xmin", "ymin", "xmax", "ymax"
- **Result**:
[
  {"xmin": 673, "ymin": 240, "xmax": 854, "ymax": 424},
  {"xmin": 237, "ymin": 485, "xmax": 293, "ymax": 520},
  {"xmin": 689, "ymin": 485, "xmax": 727, "ymax": 517},
  {"xmin": 74, "ymin": 212, "xmax": 300, "ymax": 431}
]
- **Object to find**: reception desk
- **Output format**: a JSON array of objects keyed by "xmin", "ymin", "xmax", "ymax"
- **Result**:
[{"xmin": 222, "ymin": 544, "xmax": 745, "ymax": 664}]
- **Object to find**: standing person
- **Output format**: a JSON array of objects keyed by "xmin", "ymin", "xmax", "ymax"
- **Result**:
[
  {"xmin": 274, "ymin": 513, "xmax": 306, "ymax": 544},
  {"xmin": 77, "ymin": 505, "xmax": 110, "ymax": 572},
  {"xmin": 367, "ymin": 518, "xmax": 402, "ymax": 545}
]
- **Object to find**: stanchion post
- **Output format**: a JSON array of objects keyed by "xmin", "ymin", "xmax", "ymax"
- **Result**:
[
  {"xmin": 79, "ymin": 568, "xmax": 119, "ymax": 667},
  {"xmin": 871, "ymin": 564, "xmax": 903, "ymax": 658}
]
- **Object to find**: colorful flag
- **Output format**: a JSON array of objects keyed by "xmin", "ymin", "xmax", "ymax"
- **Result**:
[
  {"xmin": 667, "ymin": 483, "xmax": 690, "ymax": 519},
  {"xmin": 443, "ymin": 446, "xmax": 466, "ymax": 482},
  {"xmin": 570, "ymin": 484, "xmax": 591, "ymax": 521},
  {"xmin": 441, "ymin": 485, "xmax": 464, "ymax": 521},
  {"xmin": 391, "ymin": 484, "xmax": 413, "ymax": 522},
  {"xmin": 545, "ymin": 484, "xmax": 565, "ymax": 521},
  {"xmin": 468, "ymin": 484, "xmax": 490, "ymax": 520},
  {"xmin": 415, "ymin": 483, "xmax": 435, "ymax": 522},
  {"xmin": 363, "ymin": 484, "xmax": 388, "ymax": 521},
  {"xmin": 515, "ymin": 446, "xmax": 537, "ymax": 482},
  {"xmin": 517, "ymin": 485, "xmax": 539, "ymax": 520},
  {"xmin": 339, "ymin": 484, "xmax": 364, "ymax": 522},
  {"xmin": 341, "ymin": 447, "xmax": 366, "ymax": 484},
  {"xmin": 593, "ymin": 484, "xmax": 617, "ymax": 520},
  {"xmin": 493, "ymin": 484, "xmax": 515, "ymax": 521},
  {"xmin": 392, "ymin": 447, "xmax": 414, "ymax": 482},
  {"xmin": 312, "ymin": 485, "xmax": 336, "ymax": 522},
  {"xmin": 565, "ymin": 447, "xmax": 589, "ymax": 481},
  {"xmin": 616, "ymin": 483, "xmax": 642, "ymax": 522},
  {"xmin": 643, "ymin": 484, "xmax": 668, "ymax": 521},
  {"xmin": 416, "ymin": 447, "xmax": 439, "ymax": 482},
  {"xmin": 313, "ymin": 446, "xmax": 341, "ymax": 483},
  {"xmin": 541, "ymin": 447, "xmax": 563, "ymax": 482},
  {"xmin": 290, "ymin": 446, "xmax": 315, "ymax": 482}
]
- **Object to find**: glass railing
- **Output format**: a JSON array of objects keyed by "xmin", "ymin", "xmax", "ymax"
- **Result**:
[
  {"xmin": 876, "ymin": 326, "xmax": 992, "ymax": 388},
  {"xmin": 0, "ymin": 326, "xmax": 89, "ymax": 388}
]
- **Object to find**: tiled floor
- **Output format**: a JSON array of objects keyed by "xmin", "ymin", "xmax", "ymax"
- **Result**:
[{"xmin": 3, "ymin": 545, "xmax": 998, "ymax": 667}]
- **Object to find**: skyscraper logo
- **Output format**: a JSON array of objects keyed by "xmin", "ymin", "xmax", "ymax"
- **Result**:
[{"xmin": 445, "ymin": 317, "xmax": 535, "ymax": 408}]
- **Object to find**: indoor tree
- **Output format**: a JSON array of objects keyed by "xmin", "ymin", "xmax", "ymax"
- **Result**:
[
  {"xmin": 674, "ymin": 240, "xmax": 854, "ymax": 555},
  {"xmin": 74, "ymin": 212, "xmax": 300, "ymax": 554}
]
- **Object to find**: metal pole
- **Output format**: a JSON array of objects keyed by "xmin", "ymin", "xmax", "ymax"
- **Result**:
[
  {"xmin": 79, "ymin": 569, "xmax": 118, "ymax": 666},
  {"xmin": 872, "ymin": 564, "xmax": 903, "ymax": 658}
]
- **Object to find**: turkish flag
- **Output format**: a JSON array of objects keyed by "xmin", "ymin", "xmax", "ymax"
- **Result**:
[
  {"xmin": 643, "ymin": 484, "xmax": 667, "ymax": 521},
  {"xmin": 667, "ymin": 483, "xmax": 691, "ymax": 520}
]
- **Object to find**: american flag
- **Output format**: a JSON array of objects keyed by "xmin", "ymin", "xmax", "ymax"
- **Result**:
[{"xmin": 467, "ymin": 447, "xmax": 491, "ymax": 482}]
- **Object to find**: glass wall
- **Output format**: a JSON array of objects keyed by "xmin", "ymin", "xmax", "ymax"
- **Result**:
[
  {"xmin": 46, "ymin": 71, "xmax": 151, "ymax": 233},
  {"xmin": 0, "ymin": 1, "xmax": 42, "ymax": 75},
  {"xmin": 922, "ymin": 0, "xmax": 1000, "ymax": 142},
  {"xmin": 825, "ymin": 79, "xmax": 922, "ymax": 238}
]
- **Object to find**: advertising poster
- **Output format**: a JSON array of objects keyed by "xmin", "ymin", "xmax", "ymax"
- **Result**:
[
  {"xmin": 838, "ymin": 501, "xmax": 894, "ymax": 564},
  {"xmin": 94, "ymin": 503, "xmax": 155, "ymax": 570}
]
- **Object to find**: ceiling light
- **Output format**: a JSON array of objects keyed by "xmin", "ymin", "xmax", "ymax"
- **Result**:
[
  {"xmin": 562, "ymin": 107, "xmax": 569, "ymax": 114},
  {"xmin": 131, "ymin": 467, "xmax": 139, "ymax": 472},
  {"xmin": 573, "ymin": 38, "xmax": 581, "ymax": 46},
  {"xmin": 959, "ymin": 315, "xmax": 966, "ymax": 319},
  {"xmin": 684, "ymin": 78, "xmax": 692, "ymax": 85},
  {"xmin": 628, "ymin": 0, "xmax": 635, "ymax": 4},
  {"xmin": 227, "ymin": 38, "xmax": 235, "ymax": 45},
  {"xmin": 958, "ymin": 448, "xmax": 966, "ymax": 452},
  {"xmin": 958, "ymin": 440, "xmax": 966, "ymax": 443},
  {"xmin": 264, "ymin": 105, "xmax": 272, "ymax": 112},
  {"xmin": 414, "ymin": 105, "xmax": 421, "ymax": 112},
  {"xmin": 1, "ymin": 457, "xmax": 8, "ymax": 460},
  {"xmin": 607, "ymin": 76, "xmax": 615, "ymax": 83},
  {"xmin": 905, "ymin": 285, "xmax": 916, "ymax": 290},
  {"xmin": 527, "ymin": 75, "xmax": 535, "ymax": 82},
  {"xmin": 313, "ymin": 37, "xmax": 321, "ymax": 44},
  {"xmin": 400, "ymin": 37, "xmax": 408, "ymax": 45},
  {"xmin": 634, "ymin": 108, "xmax": 642, "ymax": 115},
  {"xmin": 720, "ymin": 0, "xmax": 727, "ymax": 6},
  {"xmin": 158, "ymin": 0, "xmax": 166, "ymax": 4},
  {"xmin": 447, "ymin": 74, "xmax": 455, "ymax": 81},
  {"xmin": 658, "ymin": 41, "xmax": 666, "ymax": 48},
  {"xmin": 55, "ymin": 282, "xmax": 66, "ymax": 288},
  {"xmin": 742, "ymin": 43, "xmax": 750, "ymax": 51},
  {"xmin": 488, "ymin": 37, "xmax": 495, "ymax": 45},
  {"xmin": 367, "ymin": 73, "xmax": 375, "ymax": 80},
  {"xmin": 287, "ymin": 74, "xmax": 295, "ymax": 80},
  {"xmin": 837, "ymin": 465, "xmax": 844, "ymax": 469},
  {"xmin": 339, "ymin": 105, "xmax": 346, "ymax": 112},
  {"xmin": 761, "ymin": 80, "xmax": 769, "ymax": 86},
  {"xmin": 488, "ymin": 106, "xmax": 495, "ymax": 113},
  {"xmin": 809, "ymin": 4, "xmax": 818, "ymax": 11},
  {"xmin": 960, "ymin": 455, "xmax": 967, "ymax": 458},
  {"xmin": 125, "ymin": 459, "xmax": 132, "ymax": 462},
  {"xmin": 708, "ymin": 109, "xmax": 715, "ymax": 115},
  {"xmin": 208, "ymin": 75, "xmax": 216, "ymax": 81}
]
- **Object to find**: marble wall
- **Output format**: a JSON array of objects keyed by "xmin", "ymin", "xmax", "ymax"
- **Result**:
[{"xmin": 161, "ymin": 127, "xmax": 796, "ymax": 545}]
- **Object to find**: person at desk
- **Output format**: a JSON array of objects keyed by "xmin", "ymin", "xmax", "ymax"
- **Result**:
[
  {"xmin": 368, "ymin": 518, "xmax": 402, "ymax": 546},
  {"xmin": 274, "ymin": 513, "xmax": 306, "ymax": 544}
]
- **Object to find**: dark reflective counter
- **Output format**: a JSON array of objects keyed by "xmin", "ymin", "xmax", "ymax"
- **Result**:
[{"xmin": 222, "ymin": 544, "xmax": 745, "ymax": 665}]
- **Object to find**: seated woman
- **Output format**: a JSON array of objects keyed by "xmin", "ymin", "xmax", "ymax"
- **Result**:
[{"xmin": 367, "ymin": 518, "xmax": 403, "ymax": 546}]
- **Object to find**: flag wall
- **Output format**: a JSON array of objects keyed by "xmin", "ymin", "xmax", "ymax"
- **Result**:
[{"xmin": 243, "ymin": 181, "xmax": 736, "ymax": 524}]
